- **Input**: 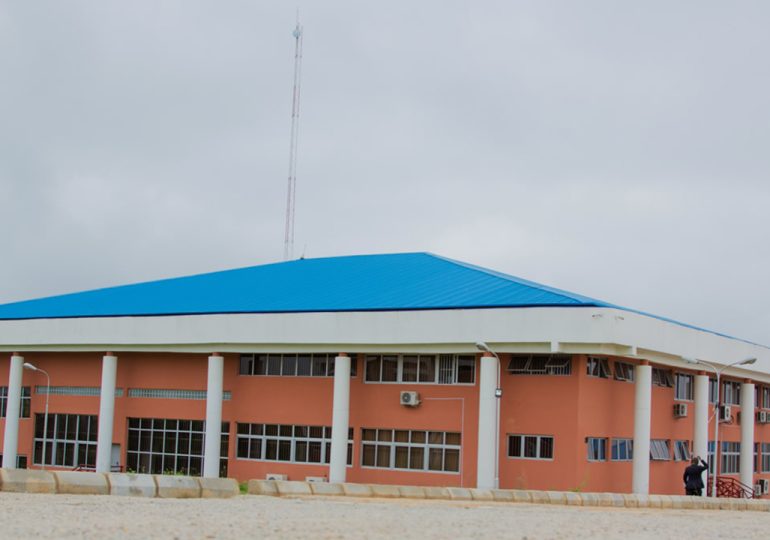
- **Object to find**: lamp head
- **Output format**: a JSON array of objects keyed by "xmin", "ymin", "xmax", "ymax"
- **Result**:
[
  {"xmin": 683, "ymin": 357, "xmax": 699, "ymax": 365},
  {"xmin": 475, "ymin": 341, "xmax": 491, "ymax": 353},
  {"xmin": 739, "ymin": 357, "xmax": 757, "ymax": 366},
  {"xmin": 22, "ymin": 362, "xmax": 38, "ymax": 371}
]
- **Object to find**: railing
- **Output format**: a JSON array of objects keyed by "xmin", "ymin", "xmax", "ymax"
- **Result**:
[
  {"xmin": 705, "ymin": 476, "xmax": 754, "ymax": 498},
  {"xmin": 73, "ymin": 464, "xmax": 124, "ymax": 473}
]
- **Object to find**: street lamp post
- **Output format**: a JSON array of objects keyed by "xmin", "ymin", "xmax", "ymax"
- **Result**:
[
  {"xmin": 685, "ymin": 357, "xmax": 756, "ymax": 498},
  {"xmin": 22, "ymin": 363, "xmax": 50, "ymax": 471},
  {"xmin": 475, "ymin": 341, "xmax": 502, "ymax": 489}
]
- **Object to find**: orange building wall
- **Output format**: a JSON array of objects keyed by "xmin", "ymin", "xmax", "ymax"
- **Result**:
[{"xmin": 1, "ymin": 351, "xmax": 769, "ymax": 497}]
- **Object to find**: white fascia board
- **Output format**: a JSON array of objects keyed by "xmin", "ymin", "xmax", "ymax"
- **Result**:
[{"xmin": 0, "ymin": 306, "xmax": 768, "ymax": 378}]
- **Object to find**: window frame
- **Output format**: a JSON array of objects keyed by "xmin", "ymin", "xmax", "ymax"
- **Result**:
[
  {"xmin": 33, "ymin": 413, "xmax": 98, "ymax": 468},
  {"xmin": 649, "ymin": 439, "xmax": 671, "ymax": 461},
  {"xmin": 610, "ymin": 438, "xmax": 633, "ymax": 461},
  {"xmin": 586, "ymin": 437, "xmax": 607, "ymax": 462},
  {"xmin": 507, "ymin": 434, "xmax": 554, "ymax": 461},
  {"xmin": 651, "ymin": 368, "xmax": 674, "ymax": 388},
  {"xmin": 239, "ymin": 353, "xmax": 358, "ymax": 378},
  {"xmin": 721, "ymin": 441, "xmax": 740, "ymax": 474},
  {"xmin": 586, "ymin": 357, "xmax": 610, "ymax": 379},
  {"xmin": 360, "ymin": 428, "xmax": 461, "ymax": 473},
  {"xmin": 364, "ymin": 354, "xmax": 475, "ymax": 385},
  {"xmin": 507, "ymin": 354, "xmax": 572, "ymax": 376},
  {"xmin": 0, "ymin": 386, "xmax": 31, "ymax": 418},
  {"xmin": 674, "ymin": 373, "xmax": 694, "ymax": 401},
  {"xmin": 613, "ymin": 362, "xmax": 635, "ymax": 382},
  {"xmin": 673, "ymin": 440, "xmax": 691, "ymax": 461}
]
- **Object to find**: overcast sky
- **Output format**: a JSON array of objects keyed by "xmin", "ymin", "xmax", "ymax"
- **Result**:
[{"xmin": 1, "ymin": 1, "xmax": 768, "ymax": 345}]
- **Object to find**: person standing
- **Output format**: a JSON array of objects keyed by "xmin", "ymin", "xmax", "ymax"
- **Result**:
[{"xmin": 683, "ymin": 456, "xmax": 709, "ymax": 496}]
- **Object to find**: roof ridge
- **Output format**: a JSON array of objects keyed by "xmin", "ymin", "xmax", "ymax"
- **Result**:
[{"xmin": 425, "ymin": 253, "xmax": 610, "ymax": 306}]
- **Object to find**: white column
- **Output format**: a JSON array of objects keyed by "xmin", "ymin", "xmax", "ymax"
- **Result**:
[
  {"xmin": 329, "ymin": 353, "xmax": 351, "ymax": 483},
  {"xmin": 203, "ymin": 353, "xmax": 224, "ymax": 478},
  {"xmin": 740, "ymin": 381, "xmax": 755, "ymax": 490},
  {"xmin": 476, "ymin": 353, "xmax": 498, "ymax": 489},
  {"xmin": 95, "ymin": 353, "xmax": 118, "ymax": 473},
  {"xmin": 693, "ymin": 373, "xmax": 709, "ymax": 487},
  {"xmin": 632, "ymin": 362, "xmax": 652, "ymax": 494},
  {"xmin": 2, "ymin": 354, "xmax": 24, "ymax": 469}
]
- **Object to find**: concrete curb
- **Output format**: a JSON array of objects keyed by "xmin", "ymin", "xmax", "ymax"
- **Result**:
[
  {"xmin": 0, "ymin": 468, "xmax": 237, "ymax": 499},
  {"xmin": 247, "ymin": 479, "xmax": 770, "ymax": 512}
]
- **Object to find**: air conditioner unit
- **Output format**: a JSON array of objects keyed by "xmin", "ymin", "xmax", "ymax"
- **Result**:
[
  {"xmin": 305, "ymin": 476, "xmax": 328, "ymax": 483},
  {"xmin": 400, "ymin": 391, "xmax": 421, "ymax": 407},
  {"xmin": 755, "ymin": 483, "xmax": 763, "ymax": 497},
  {"xmin": 719, "ymin": 405, "xmax": 732, "ymax": 422},
  {"xmin": 757, "ymin": 411, "xmax": 770, "ymax": 424},
  {"xmin": 265, "ymin": 473, "xmax": 288, "ymax": 481},
  {"xmin": 758, "ymin": 479, "xmax": 769, "ymax": 495},
  {"xmin": 673, "ymin": 403, "xmax": 688, "ymax": 418}
]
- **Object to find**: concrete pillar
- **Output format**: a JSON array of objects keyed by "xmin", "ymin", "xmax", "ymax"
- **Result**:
[
  {"xmin": 740, "ymin": 380, "xmax": 755, "ymax": 489},
  {"xmin": 203, "ymin": 353, "xmax": 224, "ymax": 478},
  {"xmin": 476, "ymin": 353, "xmax": 498, "ymax": 489},
  {"xmin": 95, "ymin": 353, "xmax": 118, "ymax": 473},
  {"xmin": 632, "ymin": 362, "xmax": 652, "ymax": 494},
  {"xmin": 329, "ymin": 353, "xmax": 351, "ymax": 483},
  {"xmin": 693, "ymin": 373, "xmax": 709, "ymax": 487},
  {"xmin": 1, "ymin": 354, "xmax": 24, "ymax": 469}
]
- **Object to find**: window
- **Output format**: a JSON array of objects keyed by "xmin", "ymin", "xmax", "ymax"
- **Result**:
[
  {"xmin": 707, "ymin": 441, "xmax": 715, "ymax": 474},
  {"xmin": 721, "ymin": 441, "xmax": 740, "ymax": 474},
  {"xmin": 674, "ymin": 374, "xmax": 694, "ymax": 401},
  {"xmin": 611, "ymin": 439, "xmax": 633, "ymax": 461},
  {"xmin": 365, "ymin": 354, "xmax": 474, "ymax": 385},
  {"xmin": 127, "ymin": 389, "xmax": 232, "ymax": 400},
  {"xmin": 126, "ymin": 418, "xmax": 229, "ymax": 477},
  {"xmin": 0, "ymin": 454, "xmax": 28, "ymax": 468},
  {"xmin": 650, "ymin": 439, "xmax": 670, "ymax": 461},
  {"xmin": 762, "ymin": 387, "xmax": 770, "ymax": 409},
  {"xmin": 761, "ymin": 443, "xmax": 770, "ymax": 473},
  {"xmin": 652, "ymin": 368, "xmax": 674, "ymax": 388},
  {"xmin": 673, "ymin": 440, "xmax": 691, "ymax": 461},
  {"xmin": 0, "ymin": 386, "xmax": 31, "ymax": 418},
  {"xmin": 361, "ymin": 428, "xmax": 460, "ymax": 473},
  {"xmin": 721, "ymin": 381, "xmax": 741, "ymax": 406},
  {"xmin": 507, "ymin": 355, "xmax": 572, "ymax": 376},
  {"xmin": 35, "ymin": 386, "xmax": 124, "ymax": 397},
  {"xmin": 33, "ymin": 414, "xmax": 97, "ymax": 468},
  {"xmin": 239, "ymin": 353, "xmax": 357, "ymax": 377},
  {"xmin": 507, "ymin": 435, "xmax": 554, "ymax": 460},
  {"xmin": 709, "ymin": 379, "xmax": 718, "ymax": 404},
  {"xmin": 614, "ymin": 362, "xmax": 634, "ymax": 382},
  {"xmin": 586, "ymin": 438, "xmax": 607, "ymax": 461},
  {"xmin": 236, "ymin": 424, "xmax": 353, "ymax": 466},
  {"xmin": 586, "ymin": 357, "xmax": 609, "ymax": 378}
]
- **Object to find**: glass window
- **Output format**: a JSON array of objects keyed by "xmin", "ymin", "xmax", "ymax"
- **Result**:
[
  {"xmin": 650, "ymin": 439, "xmax": 670, "ymax": 461},
  {"xmin": 587, "ymin": 438, "xmax": 607, "ymax": 461},
  {"xmin": 611, "ymin": 438, "xmax": 633, "ymax": 461},
  {"xmin": 586, "ymin": 357, "xmax": 609, "ymax": 378},
  {"xmin": 508, "ymin": 434, "xmax": 554, "ymax": 460},
  {"xmin": 675, "ymin": 374, "xmax": 694, "ymax": 401},
  {"xmin": 360, "ymin": 427, "xmax": 461, "ymax": 473}
]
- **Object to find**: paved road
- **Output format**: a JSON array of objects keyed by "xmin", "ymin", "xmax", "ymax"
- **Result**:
[{"xmin": 1, "ymin": 492, "xmax": 768, "ymax": 539}]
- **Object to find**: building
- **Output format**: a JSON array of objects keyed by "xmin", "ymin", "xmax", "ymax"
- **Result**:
[{"xmin": 1, "ymin": 252, "xmax": 769, "ymax": 496}]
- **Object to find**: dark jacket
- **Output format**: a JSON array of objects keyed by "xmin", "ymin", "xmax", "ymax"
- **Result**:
[{"xmin": 683, "ymin": 460, "xmax": 709, "ymax": 490}]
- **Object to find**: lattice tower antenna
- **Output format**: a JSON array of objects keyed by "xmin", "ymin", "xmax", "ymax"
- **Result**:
[{"xmin": 283, "ymin": 18, "xmax": 303, "ymax": 260}]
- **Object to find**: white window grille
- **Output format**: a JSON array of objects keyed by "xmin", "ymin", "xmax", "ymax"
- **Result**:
[
  {"xmin": 586, "ymin": 357, "xmax": 609, "ymax": 378},
  {"xmin": 507, "ymin": 434, "xmax": 554, "ymax": 460},
  {"xmin": 652, "ymin": 368, "xmax": 674, "ymax": 388},
  {"xmin": 507, "ymin": 355, "xmax": 571, "ymax": 376},
  {"xmin": 613, "ymin": 362, "xmax": 634, "ymax": 382},
  {"xmin": 126, "ymin": 417, "xmax": 229, "ymax": 477},
  {"xmin": 721, "ymin": 381, "xmax": 741, "ymax": 406},
  {"xmin": 236, "ymin": 424, "xmax": 352, "ymax": 466},
  {"xmin": 33, "ymin": 414, "xmax": 97, "ymax": 468},
  {"xmin": 674, "ymin": 374, "xmax": 694, "ymax": 401},
  {"xmin": 239, "ymin": 353, "xmax": 358, "ymax": 377},
  {"xmin": 0, "ymin": 386, "xmax": 31, "ymax": 418},
  {"xmin": 673, "ymin": 440, "xmax": 691, "ymax": 461},
  {"xmin": 365, "ymin": 354, "xmax": 475, "ymax": 384},
  {"xmin": 361, "ymin": 428, "xmax": 461, "ymax": 473},
  {"xmin": 721, "ymin": 441, "xmax": 740, "ymax": 474},
  {"xmin": 761, "ymin": 443, "xmax": 770, "ymax": 473},
  {"xmin": 586, "ymin": 438, "xmax": 607, "ymax": 461},
  {"xmin": 650, "ymin": 439, "xmax": 670, "ymax": 461},
  {"xmin": 611, "ymin": 439, "xmax": 633, "ymax": 461}
]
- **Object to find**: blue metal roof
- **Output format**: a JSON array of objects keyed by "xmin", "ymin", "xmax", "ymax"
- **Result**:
[{"xmin": 0, "ymin": 252, "xmax": 614, "ymax": 320}]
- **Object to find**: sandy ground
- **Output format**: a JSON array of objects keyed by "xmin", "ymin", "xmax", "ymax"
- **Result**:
[{"xmin": 1, "ymin": 493, "xmax": 769, "ymax": 539}]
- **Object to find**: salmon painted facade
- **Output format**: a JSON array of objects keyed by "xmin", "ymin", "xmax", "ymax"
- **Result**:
[{"xmin": 1, "ymin": 253, "xmax": 769, "ymax": 497}]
